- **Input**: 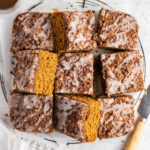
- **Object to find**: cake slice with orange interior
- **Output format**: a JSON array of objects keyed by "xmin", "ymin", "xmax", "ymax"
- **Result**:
[
  {"xmin": 54, "ymin": 95, "xmax": 100, "ymax": 142},
  {"xmin": 11, "ymin": 50, "xmax": 57, "ymax": 95},
  {"xmin": 51, "ymin": 10, "xmax": 97, "ymax": 52}
]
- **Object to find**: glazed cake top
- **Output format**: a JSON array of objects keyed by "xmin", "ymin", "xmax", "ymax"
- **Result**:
[
  {"xmin": 10, "ymin": 94, "xmax": 53, "ymax": 133},
  {"xmin": 98, "ymin": 96, "xmax": 135, "ymax": 139},
  {"xmin": 54, "ymin": 95, "xmax": 89, "ymax": 142},
  {"xmin": 12, "ymin": 12, "xmax": 54, "ymax": 52},
  {"xmin": 11, "ymin": 50, "xmax": 41, "ymax": 93},
  {"xmin": 63, "ymin": 11, "xmax": 97, "ymax": 51},
  {"xmin": 97, "ymin": 8, "xmax": 139, "ymax": 50},
  {"xmin": 55, "ymin": 53, "xmax": 94, "ymax": 95},
  {"xmin": 100, "ymin": 51, "xmax": 144, "ymax": 95}
]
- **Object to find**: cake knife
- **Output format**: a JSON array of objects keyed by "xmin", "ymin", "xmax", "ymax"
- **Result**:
[{"xmin": 125, "ymin": 85, "xmax": 150, "ymax": 150}]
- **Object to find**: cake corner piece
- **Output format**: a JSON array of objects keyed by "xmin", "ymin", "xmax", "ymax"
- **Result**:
[
  {"xmin": 11, "ymin": 12, "xmax": 54, "ymax": 52},
  {"xmin": 98, "ymin": 95, "xmax": 135, "ymax": 139},
  {"xmin": 97, "ymin": 7, "xmax": 139, "ymax": 50},
  {"xmin": 9, "ymin": 93, "xmax": 53, "ymax": 134}
]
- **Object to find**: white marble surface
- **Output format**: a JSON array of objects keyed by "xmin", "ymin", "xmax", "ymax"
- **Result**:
[{"xmin": 0, "ymin": 0, "xmax": 150, "ymax": 150}]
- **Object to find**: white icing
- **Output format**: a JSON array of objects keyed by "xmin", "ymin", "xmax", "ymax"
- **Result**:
[
  {"xmin": 55, "ymin": 96, "xmax": 87, "ymax": 140},
  {"xmin": 74, "ymin": 33, "xmax": 87, "ymax": 43},
  {"xmin": 99, "ymin": 8, "xmax": 138, "ymax": 49},
  {"xmin": 98, "ymin": 96, "xmax": 134, "ymax": 137},
  {"xmin": 11, "ymin": 94, "xmax": 53, "ymax": 133},
  {"xmin": 108, "ymin": 64, "xmax": 140, "ymax": 94},
  {"xmin": 101, "ymin": 52, "xmax": 142, "ymax": 95},
  {"xmin": 101, "ymin": 54, "xmax": 115, "ymax": 66},
  {"xmin": 13, "ymin": 13, "xmax": 53, "ymax": 49},
  {"xmin": 44, "ymin": 102, "xmax": 50, "ymax": 115},
  {"xmin": 66, "ymin": 11, "xmax": 96, "ymax": 50},
  {"xmin": 62, "ymin": 60, "xmax": 72, "ymax": 70},
  {"xmin": 12, "ymin": 51, "xmax": 40, "ymax": 93},
  {"xmin": 56, "ymin": 53, "xmax": 93, "ymax": 94},
  {"xmin": 107, "ymin": 79, "xmax": 124, "ymax": 94},
  {"xmin": 121, "ymin": 54, "xmax": 136, "ymax": 66}
]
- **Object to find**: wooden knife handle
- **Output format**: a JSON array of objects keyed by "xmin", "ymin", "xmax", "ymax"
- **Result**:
[{"xmin": 125, "ymin": 117, "xmax": 146, "ymax": 150}]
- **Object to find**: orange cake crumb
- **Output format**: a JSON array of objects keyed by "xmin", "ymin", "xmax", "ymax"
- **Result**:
[
  {"xmin": 51, "ymin": 12, "xmax": 65, "ymax": 52},
  {"xmin": 35, "ymin": 51, "xmax": 58, "ymax": 95}
]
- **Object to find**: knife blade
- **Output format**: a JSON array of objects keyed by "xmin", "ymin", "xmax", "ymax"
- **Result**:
[{"xmin": 138, "ymin": 85, "xmax": 150, "ymax": 119}]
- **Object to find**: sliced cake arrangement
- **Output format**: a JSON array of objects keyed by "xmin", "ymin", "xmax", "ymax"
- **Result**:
[{"xmin": 9, "ymin": 8, "xmax": 144, "ymax": 143}]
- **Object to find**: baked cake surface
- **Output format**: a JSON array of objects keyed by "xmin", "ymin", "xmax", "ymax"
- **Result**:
[
  {"xmin": 54, "ymin": 95, "xmax": 100, "ymax": 142},
  {"xmin": 11, "ymin": 50, "xmax": 57, "ymax": 95},
  {"xmin": 11, "ymin": 12, "xmax": 54, "ymax": 52},
  {"xmin": 55, "ymin": 53, "xmax": 94, "ymax": 95},
  {"xmin": 10, "ymin": 93, "xmax": 53, "ymax": 133},
  {"xmin": 97, "ymin": 8, "xmax": 139, "ymax": 50},
  {"xmin": 100, "ymin": 51, "xmax": 144, "ymax": 95},
  {"xmin": 51, "ymin": 11, "xmax": 97, "ymax": 52},
  {"xmin": 98, "ymin": 95, "xmax": 135, "ymax": 139}
]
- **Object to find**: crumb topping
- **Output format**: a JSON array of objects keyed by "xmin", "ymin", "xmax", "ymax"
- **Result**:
[
  {"xmin": 10, "ymin": 94, "xmax": 53, "ymax": 133},
  {"xmin": 100, "ymin": 51, "xmax": 144, "ymax": 95},
  {"xmin": 97, "ymin": 8, "xmax": 139, "ymax": 50},
  {"xmin": 98, "ymin": 96, "xmax": 135, "ymax": 139},
  {"xmin": 54, "ymin": 95, "xmax": 88, "ymax": 141},
  {"xmin": 55, "ymin": 53, "xmax": 94, "ymax": 95},
  {"xmin": 12, "ymin": 50, "xmax": 40, "ymax": 93},
  {"xmin": 12, "ymin": 12, "xmax": 54, "ymax": 52},
  {"xmin": 65, "ymin": 11, "xmax": 97, "ymax": 51}
]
